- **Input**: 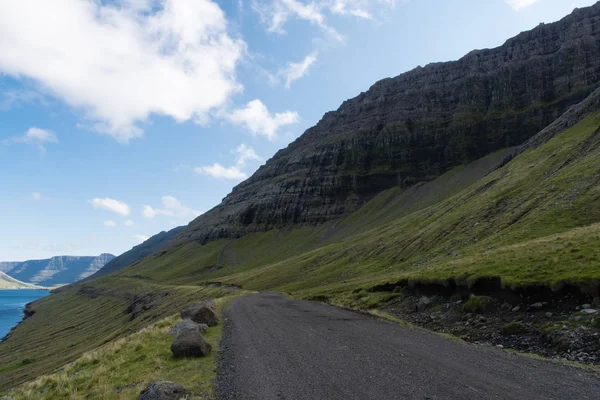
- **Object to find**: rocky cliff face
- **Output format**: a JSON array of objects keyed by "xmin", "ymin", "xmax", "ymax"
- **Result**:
[{"xmin": 170, "ymin": 3, "xmax": 599, "ymax": 244}]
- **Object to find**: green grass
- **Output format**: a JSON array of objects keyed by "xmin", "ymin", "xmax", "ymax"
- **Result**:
[
  {"xmin": 0, "ymin": 279, "xmax": 235, "ymax": 391},
  {"xmin": 8, "ymin": 298, "xmax": 231, "ymax": 399}
]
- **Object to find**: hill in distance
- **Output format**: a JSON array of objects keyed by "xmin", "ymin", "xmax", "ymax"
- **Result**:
[
  {"xmin": 0, "ymin": 271, "xmax": 43, "ymax": 290},
  {"xmin": 3, "ymin": 2, "xmax": 600, "ymax": 394},
  {"xmin": 1, "ymin": 254, "xmax": 115, "ymax": 287}
]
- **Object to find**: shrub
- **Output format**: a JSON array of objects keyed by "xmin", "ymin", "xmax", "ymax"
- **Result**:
[
  {"xmin": 502, "ymin": 322, "xmax": 527, "ymax": 335},
  {"xmin": 462, "ymin": 295, "xmax": 491, "ymax": 313}
]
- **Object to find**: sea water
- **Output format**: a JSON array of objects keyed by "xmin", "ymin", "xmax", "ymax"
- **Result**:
[{"xmin": 0, "ymin": 289, "xmax": 49, "ymax": 339}]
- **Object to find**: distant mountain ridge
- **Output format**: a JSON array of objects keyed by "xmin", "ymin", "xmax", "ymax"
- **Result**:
[{"xmin": 2, "ymin": 254, "xmax": 115, "ymax": 286}]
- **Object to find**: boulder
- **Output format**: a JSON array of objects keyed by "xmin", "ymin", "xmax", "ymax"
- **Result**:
[
  {"xmin": 168, "ymin": 319, "xmax": 208, "ymax": 336},
  {"xmin": 138, "ymin": 381, "xmax": 188, "ymax": 400},
  {"xmin": 581, "ymin": 309, "xmax": 598, "ymax": 315},
  {"xmin": 416, "ymin": 296, "xmax": 431, "ymax": 312},
  {"xmin": 582, "ymin": 304, "xmax": 592, "ymax": 310},
  {"xmin": 180, "ymin": 300, "xmax": 219, "ymax": 326},
  {"xmin": 529, "ymin": 302, "xmax": 543, "ymax": 310},
  {"xmin": 171, "ymin": 331, "xmax": 212, "ymax": 357}
]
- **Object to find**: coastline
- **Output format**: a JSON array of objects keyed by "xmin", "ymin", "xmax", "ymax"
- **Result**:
[{"xmin": 0, "ymin": 291, "xmax": 49, "ymax": 343}]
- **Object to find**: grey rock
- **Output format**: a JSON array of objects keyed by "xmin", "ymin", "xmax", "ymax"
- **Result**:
[
  {"xmin": 181, "ymin": 300, "xmax": 219, "ymax": 326},
  {"xmin": 582, "ymin": 304, "xmax": 592, "ymax": 309},
  {"xmin": 416, "ymin": 296, "xmax": 431, "ymax": 312},
  {"xmin": 593, "ymin": 297, "xmax": 600, "ymax": 306},
  {"xmin": 168, "ymin": 319, "xmax": 208, "ymax": 336},
  {"xmin": 545, "ymin": 312, "xmax": 553, "ymax": 318},
  {"xmin": 171, "ymin": 331, "xmax": 212, "ymax": 357},
  {"xmin": 529, "ymin": 303, "xmax": 543, "ymax": 310},
  {"xmin": 511, "ymin": 306, "xmax": 520, "ymax": 312},
  {"xmin": 581, "ymin": 309, "xmax": 598, "ymax": 315},
  {"xmin": 138, "ymin": 381, "xmax": 188, "ymax": 400}
]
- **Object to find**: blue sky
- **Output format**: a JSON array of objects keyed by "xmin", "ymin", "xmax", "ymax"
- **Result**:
[{"xmin": 0, "ymin": 0, "xmax": 595, "ymax": 261}]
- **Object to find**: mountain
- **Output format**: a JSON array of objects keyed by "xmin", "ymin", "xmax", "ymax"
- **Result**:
[
  {"xmin": 0, "ymin": 262, "xmax": 21, "ymax": 274},
  {"xmin": 4, "ymin": 254, "xmax": 115, "ymax": 286},
  {"xmin": 0, "ymin": 270, "xmax": 43, "ymax": 289},
  {"xmin": 4, "ymin": 3, "xmax": 600, "ymax": 392},
  {"xmin": 91, "ymin": 228, "xmax": 184, "ymax": 279},
  {"xmin": 103, "ymin": 2, "xmax": 600, "ymax": 273}
]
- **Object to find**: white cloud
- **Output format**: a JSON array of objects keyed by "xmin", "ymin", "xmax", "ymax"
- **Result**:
[
  {"xmin": 224, "ymin": 99, "xmax": 299, "ymax": 141},
  {"xmin": 196, "ymin": 144, "xmax": 262, "ymax": 181},
  {"xmin": 505, "ymin": 0, "xmax": 541, "ymax": 10},
  {"xmin": 234, "ymin": 144, "xmax": 263, "ymax": 167},
  {"xmin": 0, "ymin": 0, "xmax": 246, "ymax": 143},
  {"xmin": 3, "ymin": 127, "xmax": 58, "ymax": 152},
  {"xmin": 254, "ymin": 0, "xmax": 343, "ymax": 41},
  {"xmin": 32, "ymin": 192, "xmax": 42, "ymax": 201},
  {"xmin": 142, "ymin": 196, "xmax": 201, "ymax": 219},
  {"xmin": 270, "ymin": 52, "xmax": 318, "ymax": 88},
  {"xmin": 104, "ymin": 220, "xmax": 117, "ymax": 227},
  {"xmin": 195, "ymin": 164, "xmax": 248, "ymax": 180},
  {"xmin": 253, "ymin": 0, "xmax": 394, "ymax": 39},
  {"xmin": 134, "ymin": 234, "xmax": 149, "ymax": 244},
  {"xmin": 125, "ymin": 220, "xmax": 135, "ymax": 227},
  {"xmin": 90, "ymin": 197, "xmax": 131, "ymax": 216}
]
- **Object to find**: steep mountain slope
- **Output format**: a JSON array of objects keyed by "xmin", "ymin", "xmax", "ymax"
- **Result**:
[
  {"xmin": 6, "ymin": 254, "xmax": 115, "ymax": 286},
  {"xmin": 91, "ymin": 228, "xmax": 184, "ymax": 279},
  {"xmin": 170, "ymin": 3, "xmax": 600, "ymax": 246}
]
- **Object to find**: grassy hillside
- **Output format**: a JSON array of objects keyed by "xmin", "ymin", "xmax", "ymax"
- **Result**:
[
  {"xmin": 0, "ymin": 279, "xmax": 234, "ymax": 391},
  {"xmin": 2, "ymin": 110, "xmax": 600, "ymax": 393},
  {"xmin": 7, "ymin": 297, "xmax": 233, "ymax": 400}
]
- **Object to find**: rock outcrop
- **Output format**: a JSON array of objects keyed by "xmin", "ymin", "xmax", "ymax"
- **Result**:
[{"xmin": 172, "ymin": 3, "xmax": 600, "ymax": 245}]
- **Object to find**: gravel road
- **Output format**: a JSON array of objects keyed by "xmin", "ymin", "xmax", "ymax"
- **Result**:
[{"xmin": 216, "ymin": 292, "xmax": 600, "ymax": 400}]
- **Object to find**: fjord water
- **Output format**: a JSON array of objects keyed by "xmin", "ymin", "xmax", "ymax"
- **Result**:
[{"xmin": 0, "ymin": 290, "xmax": 48, "ymax": 339}]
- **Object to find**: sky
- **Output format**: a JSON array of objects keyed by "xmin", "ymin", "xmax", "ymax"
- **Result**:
[{"xmin": 0, "ymin": 0, "xmax": 596, "ymax": 261}]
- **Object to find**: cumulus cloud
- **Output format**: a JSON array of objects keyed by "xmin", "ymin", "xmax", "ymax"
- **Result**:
[
  {"xmin": 224, "ymin": 99, "xmax": 298, "ymax": 141},
  {"xmin": 104, "ymin": 220, "xmax": 117, "ymax": 227},
  {"xmin": 0, "ymin": 0, "xmax": 246, "ymax": 143},
  {"xmin": 3, "ymin": 127, "xmax": 58, "ymax": 152},
  {"xmin": 270, "ymin": 52, "xmax": 318, "ymax": 88},
  {"xmin": 142, "ymin": 196, "xmax": 201, "ymax": 219},
  {"xmin": 195, "ymin": 164, "xmax": 248, "ymax": 180},
  {"xmin": 134, "ymin": 234, "xmax": 149, "ymax": 244},
  {"xmin": 90, "ymin": 197, "xmax": 131, "ymax": 216},
  {"xmin": 505, "ymin": 0, "xmax": 541, "ymax": 10},
  {"xmin": 125, "ymin": 220, "xmax": 135, "ymax": 227},
  {"xmin": 32, "ymin": 192, "xmax": 42, "ymax": 201}
]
